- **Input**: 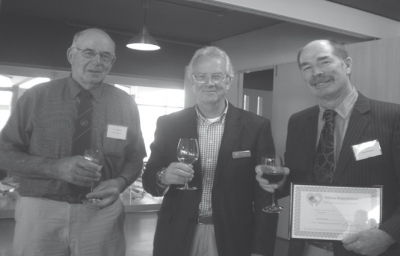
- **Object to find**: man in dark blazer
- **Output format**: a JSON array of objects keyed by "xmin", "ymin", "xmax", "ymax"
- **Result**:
[
  {"xmin": 142, "ymin": 46, "xmax": 278, "ymax": 256},
  {"xmin": 258, "ymin": 39, "xmax": 400, "ymax": 256}
]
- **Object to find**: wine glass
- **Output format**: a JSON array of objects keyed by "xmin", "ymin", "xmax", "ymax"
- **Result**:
[
  {"xmin": 261, "ymin": 155, "xmax": 285, "ymax": 213},
  {"xmin": 83, "ymin": 149, "xmax": 104, "ymax": 203},
  {"xmin": 176, "ymin": 138, "xmax": 199, "ymax": 190}
]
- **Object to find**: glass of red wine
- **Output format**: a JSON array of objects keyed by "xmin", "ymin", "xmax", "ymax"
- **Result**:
[
  {"xmin": 176, "ymin": 138, "xmax": 199, "ymax": 190},
  {"xmin": 261, "ymin": 155, "xmax": 284, "ymax": 213}
]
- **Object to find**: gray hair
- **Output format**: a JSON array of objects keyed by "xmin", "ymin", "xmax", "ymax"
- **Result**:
[
  {"xmin": 187, "ymin": 46, "xmax": 234, "ymax": 78},
  {"xmin": 71, "ymin": 28, "xmax": 116, "ymax": 50}
]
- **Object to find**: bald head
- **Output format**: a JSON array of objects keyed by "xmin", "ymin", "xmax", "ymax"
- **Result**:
[{"xmin": 71, "ymin": 28, "xmax": 116, "ymax": 52}]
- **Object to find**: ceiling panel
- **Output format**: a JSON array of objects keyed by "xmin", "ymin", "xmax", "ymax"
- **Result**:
[
  {"xmin": 1, "ymin": 0, "xmax": 283, "ymax": 46},
  {"xmin": 328, "ymin": 0, "xmax": 400, "ymax": 22}
]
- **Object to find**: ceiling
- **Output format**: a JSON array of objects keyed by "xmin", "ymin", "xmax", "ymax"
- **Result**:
[
  {"xmin": 1, "ymin": 0, "xmax": 283, "ymax": 47},
  {"xmin": 2, "ymin": 0, "xmax": 400, "ymax": 48},
  {"xmin": 328, "ymin": 0, "xmax": 400, "ymax": 22}
]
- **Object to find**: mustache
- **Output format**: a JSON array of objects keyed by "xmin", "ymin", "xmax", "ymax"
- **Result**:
[{"xmin": 310, "ymin": 76, "xmax": 332, "ymax": 84}]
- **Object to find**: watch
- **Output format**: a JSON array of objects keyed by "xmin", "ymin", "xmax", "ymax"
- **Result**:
[{"xmin": 156, "ymin": 167, "xmax": 169, "ymax": 186}]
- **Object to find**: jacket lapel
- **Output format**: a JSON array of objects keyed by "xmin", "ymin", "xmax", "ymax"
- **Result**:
[
  {"xmin": 333, "ymin": 93, "xmax": 371, "ymax": 184},
  {"xmin": 178, "ymin": 106, "xmax": 198, "ymax": 138},
  {"xmin": 213, "ymin": 103, "xmax": 242, "ymax": 188},
  {"xmin": 304, "ymin": 107, "xmax": 319, "ymax": 182}
]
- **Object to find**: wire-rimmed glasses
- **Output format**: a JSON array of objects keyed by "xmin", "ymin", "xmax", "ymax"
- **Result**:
[
  {"xmin": 72, "ymin": 47, "xmax": 115, "ymax": 63},
  {"xmin": 192, "ymin": 73, "xmax": 228, "ymax": 84}
]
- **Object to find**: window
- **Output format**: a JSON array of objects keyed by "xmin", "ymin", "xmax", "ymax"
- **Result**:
[
  {"xmin": 0, "ymin": 75, "xmax": 15, "ymax": 132},
  {"xmin": 0, "ymin": 75, "xmax": 51, "ymax": 132},
  {"xmin": 114, "ymin": 85, "xmax": 184, "ymax": 160},
  {"xmin": 0, "ymin": 91, "xmax": 13, "ymax": 132}
]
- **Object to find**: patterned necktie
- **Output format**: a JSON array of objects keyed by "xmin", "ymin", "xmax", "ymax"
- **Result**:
[
  {"xmin": 314, "ymin": 109, "xmax": 336, "ymax": 184},
  {"xmin": 71, "ymin": 90, "xmax": 92, "ymax": 156}
]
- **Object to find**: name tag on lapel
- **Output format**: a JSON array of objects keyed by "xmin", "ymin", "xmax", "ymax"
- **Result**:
[
  {"xmin": 352, "ymin": 140, "xmax": 382, "ymax": 161},
  {"xmin": 232, "ymin": 150, "xmax": 251, "ymax": 159}
]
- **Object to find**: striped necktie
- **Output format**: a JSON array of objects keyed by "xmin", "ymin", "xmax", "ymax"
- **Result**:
[
  {"xmin": 314, "ymin": 109, "xmax": 336, "ymax": 184},
  {"xmin": 71, "ymin": 90, "xmax": 92, "ymax": 156}
]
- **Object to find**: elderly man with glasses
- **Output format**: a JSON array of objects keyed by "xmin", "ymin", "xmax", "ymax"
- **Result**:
[
  {"xmin": 0, "ymin": 28, "xmax": 146, "ymax": 256},
  {"xmin": 142, "ymin": 46, "xmax": 279, "ymax": 256}
]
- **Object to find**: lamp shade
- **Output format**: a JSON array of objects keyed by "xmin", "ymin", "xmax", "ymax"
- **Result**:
[{"xmin": 126, "ymin": 26, "xmax": 160, "ymax": 51}]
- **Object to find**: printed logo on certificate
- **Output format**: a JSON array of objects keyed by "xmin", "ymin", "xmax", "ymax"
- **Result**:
[{"xmin": 289, "ymin": 183, "xmax": 382, "ymax": 241}]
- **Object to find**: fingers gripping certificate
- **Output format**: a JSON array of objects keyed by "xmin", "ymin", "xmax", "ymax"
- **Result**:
[{"xmin": 289, "ymin": 184, "xmax": 382, "ymax": 241}]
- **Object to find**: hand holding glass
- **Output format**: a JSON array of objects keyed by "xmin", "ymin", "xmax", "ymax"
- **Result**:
[
  {"xmin": 176, "ymin": 138, "xmax": 199, "ymax": 190},
  {"xmin": 261, "ymin": 155, "xmax": 284, "ymax": 213},
  {"xmin": 84, "ymin": 149, "xmax": 104, "ymax": 203}
]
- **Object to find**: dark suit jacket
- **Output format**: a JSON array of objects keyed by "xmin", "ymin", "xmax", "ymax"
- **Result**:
[
  {"xmin": 142, "ymin": 103, "xmax": 278, "ymax": 256},
  {"xmin": 284, "ymin": 93, "xmax": 400, "ymax": 256}
]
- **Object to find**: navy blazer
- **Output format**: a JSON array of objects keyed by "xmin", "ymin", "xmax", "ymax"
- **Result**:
[
  {"xmin": 284, "ymin": 93, "xmax": 400, "ymax": 256},
  {"xmin": 142, "ymin": 103, "xmax": 278, "ymax": 256}
]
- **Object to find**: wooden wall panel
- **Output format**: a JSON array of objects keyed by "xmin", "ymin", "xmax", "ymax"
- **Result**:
[{"xmin": 347, "ymin": 37, "xmax": 400, "ymax": 105}]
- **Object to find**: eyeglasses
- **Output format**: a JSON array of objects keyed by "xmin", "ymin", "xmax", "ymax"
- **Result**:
[
  {"xmin": 192, "ymin": 74, "xmax": 228, "ymax": 84},
  {"xmin": 72, "ymin": 47, "xmax": 115, "ymax": 63}
]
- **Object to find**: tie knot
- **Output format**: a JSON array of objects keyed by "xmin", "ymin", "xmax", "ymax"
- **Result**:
[
  {"xmin": 323, "ymin": 109, "xmax": 336, "ymax": 121},
  {"xmin": 79, "ymin": 90, "xmax": 92, "ymax": 99}
]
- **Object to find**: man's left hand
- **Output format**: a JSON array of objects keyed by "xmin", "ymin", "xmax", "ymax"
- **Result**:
[
  {"xmin": 85, "ymin": 179, "xmax": 123, "ymax": 208},
  {"xmin": 342, "ymin": 229, "xmax": 395, "ymax": 256}
]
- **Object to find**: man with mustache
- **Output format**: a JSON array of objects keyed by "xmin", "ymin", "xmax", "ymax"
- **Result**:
[
  {"xmin": 256, "ymin": 39, "xmax": 400, "ymax": 256},
  {"xmin": 0, "ymin": 28, "xmax": 146, "ymax": 256}
]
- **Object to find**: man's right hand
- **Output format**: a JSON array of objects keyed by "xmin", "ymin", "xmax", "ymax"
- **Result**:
[
  {"xmin": 53, "ymin": 156, "xmax": 102, "ymax": 187},
  {"xmin": 160, "ymin": 162, "xmax": 194, "ymax": 185},
  {"xmin": 255, "ymin": 166, "xmax": 290, "ymax": 193}
]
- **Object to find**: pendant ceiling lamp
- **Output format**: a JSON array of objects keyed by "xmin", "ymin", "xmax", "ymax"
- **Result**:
[{"xmin": 127, "ymin": 0, "xmax": 160, "ymax": 51}]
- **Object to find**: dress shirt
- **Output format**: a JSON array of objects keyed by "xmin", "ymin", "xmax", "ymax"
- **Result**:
[
  {"xmin": 317, "ymin": 87, "xmax": 358, "ymax": 165},
  {"xmin": 0, "ymin": 75, "xmax": 146, "ymax": 196},
  {"xmin": 196, "ymin": 102, "xmax": 228, "ymax": 216}
]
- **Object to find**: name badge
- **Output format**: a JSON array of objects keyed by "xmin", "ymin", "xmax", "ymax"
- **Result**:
[
  {"xmin": 232, "ymin": 150, "xmax": 251, "ymax": 159},
  {"xmin": 352, "ymin": 140, "xmax": 382, "ymax": 161},
  {"xmin": 107, "ymin": 124, "xmax": 128, "ymax": 140}
]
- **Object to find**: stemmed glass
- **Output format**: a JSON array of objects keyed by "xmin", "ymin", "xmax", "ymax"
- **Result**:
[
  {"xmin": 84, "ymin": 149, "xmax": 104, "ymax": 203},
  {"xmin": 176, "ymin": 138, "xmax": 199, "ymax": 190},
  {"xmin": 261, "ymin": 155, "xmax": 285, "ymax": 213}
]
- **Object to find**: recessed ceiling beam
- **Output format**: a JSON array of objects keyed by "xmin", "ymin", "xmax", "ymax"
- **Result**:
[{"xmin": 195, "ymin": 0, "xmax": 400, "ymax": 39}]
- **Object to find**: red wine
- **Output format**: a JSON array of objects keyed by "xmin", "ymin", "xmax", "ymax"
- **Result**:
[
  {"xmin": 262, "ymin": 173, "xmax": 284, "ymax": 183},
  {"xmin": 178, "ymin": 156, "xmax": 197, "ymax": 165},
  {"xmin": 262, "ymin": 166, "xmax": 284, "ymax": 183}
]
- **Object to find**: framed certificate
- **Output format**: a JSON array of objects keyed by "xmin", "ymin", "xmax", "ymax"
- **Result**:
[{"xmin": 289, "ymin": 183, "xmax": 382, "ymax": 241}]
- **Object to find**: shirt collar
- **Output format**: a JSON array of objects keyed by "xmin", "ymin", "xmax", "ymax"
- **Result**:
[
  {"xmin": 67, "ymin": 75, "xmax": 103, "ymax": 103},
  {"xmin": 195, "ymin": 99, "xmax": 229, "ymax": 124},
  {"xmin": 319, "ymin": 87, "xmax": 358, "ymax": 120}
]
